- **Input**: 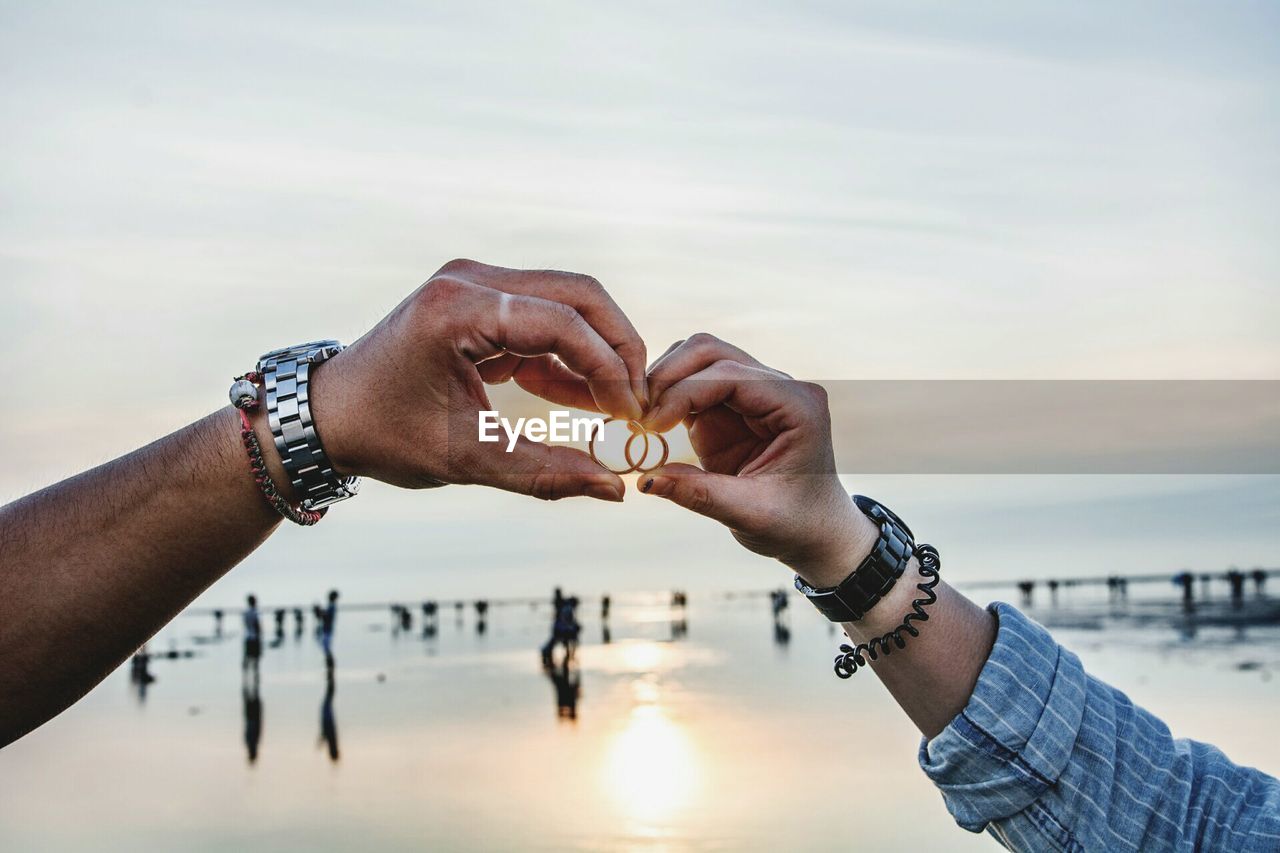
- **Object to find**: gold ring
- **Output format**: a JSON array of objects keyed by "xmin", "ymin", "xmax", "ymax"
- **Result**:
[
  {"xmin": 588, "ymin": 418, "xmax": 650, "ymax": 475},
  {"xmin": 625, "ymin": 428, "xmax": 669, "ymax": 473},
  {"xmin": 588, "ymin": 417, "xmax": 668, "ymax": 474}
]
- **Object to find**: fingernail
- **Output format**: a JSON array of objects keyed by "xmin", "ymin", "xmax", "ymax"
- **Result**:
[
  {"xmin": 641, "ymin": 476, "xmax": 673, "ymax": 497},
  {"xmin": 633, "ymin": 378, "xmax": 649, "ymax": 411},
  {"xmin": 585, "ymin": 483, "xmax": 624, "ymax": 502}
]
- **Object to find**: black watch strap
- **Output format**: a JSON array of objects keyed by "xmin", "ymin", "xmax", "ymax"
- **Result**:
[{"xmin": 794, "ymin": 495, "xmax": 916, "ymax": 622}]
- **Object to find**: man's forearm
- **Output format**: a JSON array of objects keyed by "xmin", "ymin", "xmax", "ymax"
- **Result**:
[{"xmin": 0, "ymin": 406, "xmax": 281, "ymax": 745}]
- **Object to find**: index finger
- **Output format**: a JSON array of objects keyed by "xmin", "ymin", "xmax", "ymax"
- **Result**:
[
  {"xmin": 447, "ymin": 260, "xmax": 649, "ymax": 409},
  {"xmin": 642, "ymin": 360, "xmax": 802, "ymax": 433},
  {"xmin": 471, "ymin": 288, "xmax": 643, "ymax": 420}
]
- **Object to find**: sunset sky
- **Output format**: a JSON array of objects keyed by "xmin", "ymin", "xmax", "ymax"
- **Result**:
[{"xmin": 1, "ymin": 1, "xmax": 1276, "ymax": 604}]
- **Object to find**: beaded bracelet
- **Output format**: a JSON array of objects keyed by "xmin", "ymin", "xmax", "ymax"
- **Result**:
[
  {"xmin": 832, "ymin": 544, "xmax": 941, "ymax": 678},
  {"xmin": 230, "ymin": 373, "xmax": 326, "ymax": 526}
]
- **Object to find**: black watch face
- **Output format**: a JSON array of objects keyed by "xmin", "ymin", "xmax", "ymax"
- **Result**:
[{"xmin": 853, "ymin": 495, "xmax": 914, "ymax": 541}]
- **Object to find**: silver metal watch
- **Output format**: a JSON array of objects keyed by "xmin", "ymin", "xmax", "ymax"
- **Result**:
[{"xmin": 256, "ymin": 340, "xmax": 360, "ymax": 511}]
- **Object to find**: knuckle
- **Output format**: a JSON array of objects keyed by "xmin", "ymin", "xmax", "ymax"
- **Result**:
[
  {"xmin": 687, "ymin": 331, "xmax": 721, "ymax": 350},
  {"xmin": 711, "ymin": 358, "xmax": 747, "ymax": 376},
  {"xmin": 554, "ymin": 302, "xmax": 589, "ymax": 334},
  {"xmin": 435, "ymin": 257, "xmax": 477, "ymax": 277},
  {"xmin": 683, "ymin": 480, "xmax": 715, "ymax": 515},
  {"xmin": 802, "ymin": 381, "xmax": 830, "ymax": 405},
  {"xmin": 527, "ymin": 464, "xmax": 566, "ymax": 501},
  {"xmin": 618, "ymin": 338, "xmax": 647, "ymax": 361},
  {"xmin": 570, "ymin": 272, "xmax": 605, "ymax": 297},
  {"xmin": 418, "ymin": 275, "xmax": 465, "ymax": 309}
]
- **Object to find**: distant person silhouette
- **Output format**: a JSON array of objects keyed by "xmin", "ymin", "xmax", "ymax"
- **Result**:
[
  {"xmin": 771, "ymin": 588, "xmax": 791, "ymax": 646},
  {"xmin": 242, "ymin": 678, "xmax": 262, "ymax": 765},
  {"xmin": 475, "ymin": 600, "xmax": 489, "ymax": 635},
  {"xmin": 129, "ymin": 646, "xmax": 156, "ymax": 702},
  {"xmin": 293, "ymin": 607, "xmax": 304, "ymax": 638},
  {"xmin": 540, "ymin": 595, "xmax": 580, "ymax": 665},
  {"xmin": 1253, "ymin": 569, "xmax": 1267, "ymax": 596},
  {"xmin": 544, "ymin": 655, "xmax": 581, "ymax": 721},
  {"xmin": 601, "ymin": 594, "xmax": 611, "ymax": 622},
  {"xmin": 421, "ymin": 600, "xmax": 438, "ymax": 639},
  {"xmin": 319, "ymin": 590, "xmax": 339, "ymax": 669},
  {"xmin": 319, "ymin": 670, "xmax": 338, "ymax": 762},
  {"xmin": 1228, "ymin": 570, "xmax": 1246, "ymax": 608},
  {"xmin": 212, "ymin": 609, "xmax": 224, "ymax": 638},
  {"xmin": 1174, "ymin": 571, "xmax": 1196, "ymax": 613},
  {"xmin": 550, "ymin": 586, "xmax": 564, "ymax": 627},
  {"xmin": 242, "ymin": 595, "xmax": 262, "ymax": 681},
  {"xmin": 271, "ymin": 608, "xmax": 286, "ymax": 647}
]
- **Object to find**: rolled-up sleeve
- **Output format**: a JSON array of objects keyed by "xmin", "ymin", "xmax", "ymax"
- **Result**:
[{"xmin": 919, "ymin": 603, "xmax": 1280, "ymax": 852}]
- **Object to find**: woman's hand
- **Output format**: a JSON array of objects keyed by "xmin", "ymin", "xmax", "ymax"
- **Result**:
[
  {"xmin": 308, "ymin": 259, "xmax": 647, "ymax": 501},
  {"xmin": 640, "ymin": 334, "xmax": 876, "ymax": 586}
]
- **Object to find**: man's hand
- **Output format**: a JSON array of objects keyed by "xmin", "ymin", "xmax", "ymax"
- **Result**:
[
  {"xmin": 308, "ymin": 259, "xmax": 648, "ymax": 501},
  {"xmin": 639, "ymin": 334, "xmax": 876, "ymax": 585}
]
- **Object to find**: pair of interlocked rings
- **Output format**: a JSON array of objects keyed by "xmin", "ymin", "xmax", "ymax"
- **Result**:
[{"xmin": 587, "ymin": 418, "xmax": 669, "ymax": 475}]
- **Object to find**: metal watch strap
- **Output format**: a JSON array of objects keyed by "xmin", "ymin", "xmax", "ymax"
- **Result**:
[
  {"xmin": 258, "ymin": 340, "xmax": 360, "ymax": 511},
  {"xmin": 794, "ymin": 495, "xmax": 916, "ymax": 622}
]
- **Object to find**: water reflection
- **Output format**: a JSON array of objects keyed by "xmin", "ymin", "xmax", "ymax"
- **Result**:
[
  {"xmin": 543, "ymin": 655, "xmax": 581, "ymax": 721},
  {"xmin": 604, "ymin": 696, "xmax": 700, "ymax": 831},
  {"xmin": 4, "ymin": 592, "xmax": 1278, "ymax": 851},
  {"xmin": 318, "ymin": 672, "xmax": 338, "ymax": 763},
  {"xmin": 242, "ymin": 679, "xmax": 262, "ymax": 765}
]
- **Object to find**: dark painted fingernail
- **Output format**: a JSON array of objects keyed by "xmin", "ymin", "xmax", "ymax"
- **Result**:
[{"xmin": 641, "ymin": 478, "xmax": 654, "ymax": 493}]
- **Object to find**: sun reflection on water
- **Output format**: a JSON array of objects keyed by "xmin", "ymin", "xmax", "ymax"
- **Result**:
[{"xmin": 602, "ymin": 642, "xmax": 702, "ymax": 837}]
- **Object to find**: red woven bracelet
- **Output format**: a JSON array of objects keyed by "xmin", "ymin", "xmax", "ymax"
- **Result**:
[{"xmin": 230, "ymin": 373, "xmax": 326, "ymax": 526}]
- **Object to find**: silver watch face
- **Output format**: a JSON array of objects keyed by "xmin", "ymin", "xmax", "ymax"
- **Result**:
[
  {"xmin": 299, "ymin": 476, "xmax": 361, "ymax": 511},
  {"xmin": 257, "ymin": 339, "xmax": 343, "ymax": 371}
]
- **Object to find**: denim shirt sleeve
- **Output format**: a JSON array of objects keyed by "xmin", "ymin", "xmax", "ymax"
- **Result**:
[{"xmin": 918, "ymin": 603, "xmax": 1280, "ymax": 852}]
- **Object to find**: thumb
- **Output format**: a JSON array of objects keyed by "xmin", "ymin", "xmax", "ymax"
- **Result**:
[
  {"xmin": 638, "ymin": 463, "xmax": 765, "ymax": 530},
  {"xmin": 470, "ymin": 436, "xmax": 625, "ymax": 502}
]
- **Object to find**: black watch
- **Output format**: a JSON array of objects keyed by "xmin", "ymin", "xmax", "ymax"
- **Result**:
[{"xmin": 793, "ymin": 495, "xmax": 916, "ymax": 622}]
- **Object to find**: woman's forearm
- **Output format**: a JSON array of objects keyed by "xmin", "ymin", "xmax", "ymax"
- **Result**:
[
  {"xmin": 0, "ymin": 406, "xmax": 281, "ymax": 745},
  {"xmin": 841, "ymin": 560, "xmax": 997, "ymax": 739},
  {"xmin": 796, "ymin": 510, "xmax": 998, "ymax": 740}
]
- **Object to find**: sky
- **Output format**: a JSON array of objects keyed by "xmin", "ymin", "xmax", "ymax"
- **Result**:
[{"xmin": 1, "ymin": 1, "xmax": 1277, "ymax": 605}]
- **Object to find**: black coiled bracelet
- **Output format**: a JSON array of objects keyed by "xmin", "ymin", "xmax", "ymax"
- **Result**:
[{"xmin": 833, "ymin": 544, "xmax": 941, "ymax": 679}]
